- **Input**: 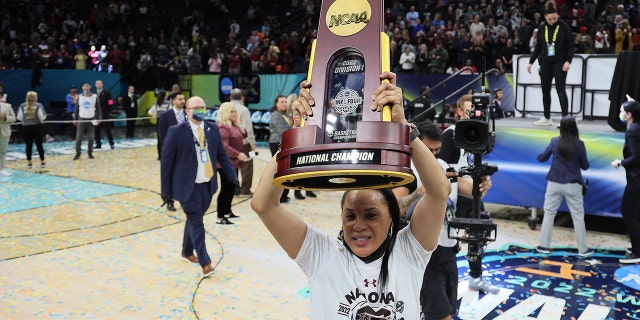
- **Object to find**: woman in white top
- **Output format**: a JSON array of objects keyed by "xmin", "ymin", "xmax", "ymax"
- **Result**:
[{"xmin": 251, "ymin": 72, "xmax": 451, "ymax": 319}]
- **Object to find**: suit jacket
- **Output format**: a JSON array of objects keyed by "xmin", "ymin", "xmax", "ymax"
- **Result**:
[
  {"xmin": 122, "ymin": 94, "xmax": 138, "ymax": 118},
  {"xmin": 160, "ymin": 120, "xmax": 237, "ymax": 202},
  {"xmin": 0, "ymin": 102, "xmax": 16, "ymax": 137},
  {"xmin": 622, "ymin": 122, "xmax": 640, "ymax": 191},
  {"xmin": 158, "ymin": 108, "xmax": 181, "ymax": 147},
  {"xmin": 97, "ymin": 90, "xmax": 114, "ymax": 119}
]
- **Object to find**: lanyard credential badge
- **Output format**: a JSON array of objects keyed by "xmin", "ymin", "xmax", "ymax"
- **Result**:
[
  {"xmin": 200, "ymin": 149, "xmax": 208, "ymax": 163},
  {"xmin": 547, "ymin": 43, "xmax": 556, "ymax": 56}
]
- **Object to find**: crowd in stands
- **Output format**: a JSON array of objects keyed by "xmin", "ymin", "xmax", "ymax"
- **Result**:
[{"xmin": 0, "ymin": 0, "xmax": 638, "ymax": 91}]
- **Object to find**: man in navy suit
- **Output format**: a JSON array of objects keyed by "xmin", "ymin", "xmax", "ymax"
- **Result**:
[
  {"xmin": 161, "ymin": 96, "xmax": 238, "ymax": 277},
  {"xmin": 158, "ymin": 91, "xmax": 186, "ymax": 212}
]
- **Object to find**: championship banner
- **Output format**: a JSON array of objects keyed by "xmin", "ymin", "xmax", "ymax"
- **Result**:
[{"xmin": 273, "ymin": 0, "xmax": 414, "ymax": 190}]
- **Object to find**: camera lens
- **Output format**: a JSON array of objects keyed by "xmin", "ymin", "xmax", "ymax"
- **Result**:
[{"xmin": 463, "ymin": 126, "xmax": 482, "ymax": 144}]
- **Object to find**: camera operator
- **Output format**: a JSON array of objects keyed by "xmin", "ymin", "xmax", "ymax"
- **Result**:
[
  {"xmin": 398, "ymin": 120, "xmax": 493, "ymax": 319},
  {"xmin": 438, "ymin": 94, "xmax": 499, "ymax": 294}
]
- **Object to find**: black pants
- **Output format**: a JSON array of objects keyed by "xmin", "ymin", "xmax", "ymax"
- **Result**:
[
  {"xmin": 22, "ymin": 124, "xmax": 45, "ymax": 161},
  {"xmin": 95, "ymin": 120, "xmax": 114, "ymax": 147},
  {"xmin": 622, "ymin": 186, "xmax": 640, "ymax": 255},
  {"xmin": 125, "ymin": 112, "xmax": 136, "ymax": 138},
  {"xmin": 539, "ymin": 61, "xmax": 569, "ymax": 119},
  {"xmin": 217, "ymin": 168, "xmax": 238, "ymax": 218}
]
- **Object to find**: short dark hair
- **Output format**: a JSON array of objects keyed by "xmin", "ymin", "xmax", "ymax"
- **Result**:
[
  {"xmin": 415, "ymin": 120, "xmax": 442, "ymax": 142},
  {"xmin": 167, "ymin": 91, "xmax": 183, "ymax": 101},
  {"xmin": 623, "ymin": 101, "xmax": 640, "ymax": 121}
]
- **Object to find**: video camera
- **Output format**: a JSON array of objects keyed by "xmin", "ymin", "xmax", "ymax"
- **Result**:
[
  {"xmin": 448, "ymin": 92, "xmax": 498, "ymax": 261},
  {"xmin": 454, "ymin": 94, "xmax": 496, "ymax": 154}
]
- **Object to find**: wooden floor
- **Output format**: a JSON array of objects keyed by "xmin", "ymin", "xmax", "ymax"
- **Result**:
[{"xmin": 0, "ymin": 141, "xmax": 630, "ymax": 319}]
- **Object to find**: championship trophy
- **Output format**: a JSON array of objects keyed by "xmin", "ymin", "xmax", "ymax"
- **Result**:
[{"xmin": 273, "ymin": 0, "xmax": 414, "ymax": 190}]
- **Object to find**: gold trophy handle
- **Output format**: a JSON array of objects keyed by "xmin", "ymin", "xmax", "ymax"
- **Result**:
[
  {"xmin": 380, "ymin": 32, "xmax": 391, "ymax": 122},
  {"xmin": 300, "ymin": 39, "xmax": 319, "ymax": 127}
]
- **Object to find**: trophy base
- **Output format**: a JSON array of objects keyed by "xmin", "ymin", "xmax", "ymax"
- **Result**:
[
  {"xmin": 275, "ymin": 122, "xmax": 414, "ymax": 190},
  {"xmin": 273, "ymin": 168, "xmax": 414, "ymax": 190}
]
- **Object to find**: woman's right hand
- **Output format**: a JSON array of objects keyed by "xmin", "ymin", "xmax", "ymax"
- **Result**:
[
  {"xmin": 292, "ymin": 80, "xmax": 314, "ymax": 127},
  {"xmin": 238, "ymin": 152, "xmax": 249, "ymax": 162}
]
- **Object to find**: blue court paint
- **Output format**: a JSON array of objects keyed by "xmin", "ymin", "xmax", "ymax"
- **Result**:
[{"xmin": 0, "ymin": 170, "xmax": 134, "ymax": 214}]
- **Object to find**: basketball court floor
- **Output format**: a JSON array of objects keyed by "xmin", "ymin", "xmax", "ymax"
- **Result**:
[{"xmin": 0, "ymin": 122, "xmax": 637, "ymax": 319}]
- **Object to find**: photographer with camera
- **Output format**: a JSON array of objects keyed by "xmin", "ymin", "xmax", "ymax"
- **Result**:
[
  {"xmin": 438, "ymin": 94, "xmax": 499, "ymax": 294},
  {"xmin": 398, "ymin": 120, "xmax": 493, "ymax": 319}
]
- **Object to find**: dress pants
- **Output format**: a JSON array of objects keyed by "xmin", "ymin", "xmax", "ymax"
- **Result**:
[
  {"xmin": 75, "ymin": 121, "xmax": 95, "ymax": 155},
  {"xmin": 539, "ymin": 61, "xmax": 569, "ymax": 119},
  {"xmin": 95, "ymin": 120, "xmax": 114, "ymax": 147},
  {"xmin": 621, "ymin": 185, "xmax": 640, "ymax": 256},
  {"xmin": 217, "ymin": 168, "xmax": 238, "ymax": 217},
  {"xmin": 0, "ymin": 135, "xmax": 9, "ymax": 170},
  {"xmin": 181, "ymin": 182, "xmax": 213, "ymax": 267},
  {"xmin": 22, "ymin": 124, "xmax": 45, "ymax": 161},
  {"xmin": 125, "ymin": 112, "xmax": 136, "ymax": 138},
  {"xmin": 540, "ymin": 181, "xmax": 587, "ymax": 253},
  {"xmin": 239, "ymin": 143, "xmax": 253, "ymax": 194}
]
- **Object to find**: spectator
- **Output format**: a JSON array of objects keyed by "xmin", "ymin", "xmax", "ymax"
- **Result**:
[
  {"xmin": 595, "ymin": 25, "xmax": 611, "ymax": 54},
  {"xmin": 575, "ymin": 26, "xmax": 595, "ymax": 54},
  {"xmin": 428, "ymin": 41, "xmax": 449, "ymax": 73},
  {"xmin": 17, "ymin": 91, "xmax": 46, "ymax": 170},
  {"xmin": 615, "ymin": 19, "xmax": 633, "ymax": 53},
  {"xmin": 399, "ymin": 45, "xmax": 416, "ymax": 73}
]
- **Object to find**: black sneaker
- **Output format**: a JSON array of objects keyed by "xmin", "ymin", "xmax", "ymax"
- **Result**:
[
  {"xmin": 306, "ymin": 191, "xmax": 317, "ymax": 198},
  {"xmin": 73, "ymin": 154, "xmax": 80, "ymax": 160},
  {"xmin": 279, "ymin": 196, "xmax": 290, "ymax": 203},
  {"xmin": 88, "ymin": 154, "xmax": 94, "ymax": 159},
  {"xmin": 166, "ymin": 202, "xmax": 177, "ymax": 212},
  {"xmin": 294, "ymin": 190, "xmax": 305, "ymax": 199},
  {"xmin": 536, "ymin": 246, "xmax": 551, "ymax": 254},
  {"xmin": 620, "ymin": 253, "xmax": 640, "ymax": 264}
]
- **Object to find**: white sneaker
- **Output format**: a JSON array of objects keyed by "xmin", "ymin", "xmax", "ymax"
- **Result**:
[
  {"xmin": 0, "ymin": 169, "xmax": 12, "ymax": 177},
  {"xmin": 533, "ymin": 117, "xmax": 553, "ymax": 126},
  {"xmin": 469, "ymin": 277, "xmax": 500, "ymax": 294}
]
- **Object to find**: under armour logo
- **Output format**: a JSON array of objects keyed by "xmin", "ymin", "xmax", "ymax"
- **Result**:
[{"xmin": 364, "ymin": 279, "xmax": 377, "ymax": 287}]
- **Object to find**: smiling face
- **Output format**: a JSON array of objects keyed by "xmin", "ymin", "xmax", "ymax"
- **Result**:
[{"xmin": 341, "ymin": 190, "xmax": 393, "ymax": 258}]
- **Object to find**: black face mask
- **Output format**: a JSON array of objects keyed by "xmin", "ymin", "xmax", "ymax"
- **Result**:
[{"xmin": 340, "ymin": 230, "xmax": 392, "ymax": 264}]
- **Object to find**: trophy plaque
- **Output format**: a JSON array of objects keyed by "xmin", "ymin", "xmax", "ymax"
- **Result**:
[{"xmin": 273, "ymin": 0, "xmax": 414, "ymax": 190}]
